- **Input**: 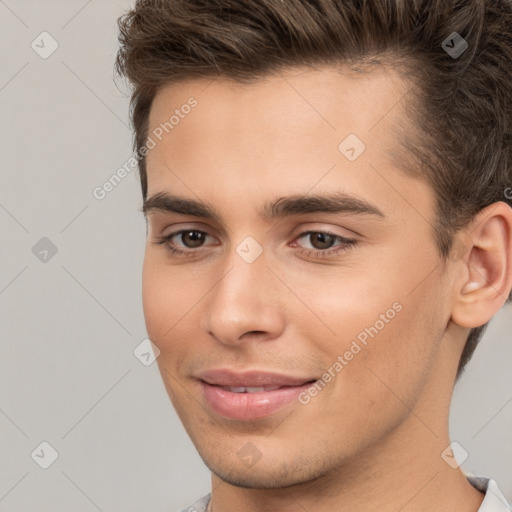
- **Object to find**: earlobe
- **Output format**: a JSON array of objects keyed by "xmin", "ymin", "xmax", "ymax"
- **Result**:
[{"xmin": 450, "ymin": 201, "xmax": 512, "ymax": 329}]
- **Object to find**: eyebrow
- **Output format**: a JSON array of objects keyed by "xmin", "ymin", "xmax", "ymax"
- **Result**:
[{"xmin": 141, "ymin": 191, "xmax": 386, "ymax": 221}]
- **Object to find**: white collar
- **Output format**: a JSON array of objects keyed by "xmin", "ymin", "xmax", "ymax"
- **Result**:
[{"xmin": 465, "ymin": 474, "xmax": 511, "ymax": 511}]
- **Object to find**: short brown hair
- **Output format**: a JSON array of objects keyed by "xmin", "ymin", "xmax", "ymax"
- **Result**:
[{"xmin": 115, "ymin": 0, "xmax": 512, "ymax": 381}]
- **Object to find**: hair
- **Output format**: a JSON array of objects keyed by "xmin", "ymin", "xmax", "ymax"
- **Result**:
[{"xmin": 115, "ymin": 0, "xmax": 512, "ymax": 382}]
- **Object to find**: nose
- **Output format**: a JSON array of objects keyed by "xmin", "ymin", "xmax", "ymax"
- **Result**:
[{"xmin": 201, "ymin": 246, "xmax": 286, "ymax": 346}]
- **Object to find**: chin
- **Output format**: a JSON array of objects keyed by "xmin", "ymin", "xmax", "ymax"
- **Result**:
[
  {"xmin": 207, "ymin": 464, "xmax": 306, "ymax": 489},
  {"xmin": 197, "ymin": 445, "xmax": 331, "ymax": 490}
]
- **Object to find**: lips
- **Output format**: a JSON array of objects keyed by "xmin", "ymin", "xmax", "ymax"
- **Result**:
[
  {"xmin": 196, "ymin": 369, "xmax": 317, "ymax": 420},
  {"xmin": 197, "ymin": 368, "xmax": 314, "ymax": 387}
]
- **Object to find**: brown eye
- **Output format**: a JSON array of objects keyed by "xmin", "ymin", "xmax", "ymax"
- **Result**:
[
  {"xmin": 156, "ymin": 229, "xmax": 216, "ymax": 257},
  {"xmin": 292, "ymin": 230, "xmax": 357, "ymax": 259},
  {"xmin": 307, "ymin": 232, "xmax": 336, "ymax": 250},
  {"xmin": 180, "ymin": 230, "xmax": 206, "ymax": 248}
]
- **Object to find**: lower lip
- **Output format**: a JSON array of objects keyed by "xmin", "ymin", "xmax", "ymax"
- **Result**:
[{"xmin": 200, "ymin": 381, "xmax": 316, "ymax": 420}]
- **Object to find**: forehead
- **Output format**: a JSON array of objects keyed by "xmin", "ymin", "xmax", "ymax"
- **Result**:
[
  {"xmin": 144, "ymin": 64, "xmax": 428, "ymax": 225},
  {"xmin": 149, "ymin": 64, "xmax": 411, "ymax": 138},
  {"xmin": 147, "ymin": 64, "xmax": 413, "ymax": 174}
]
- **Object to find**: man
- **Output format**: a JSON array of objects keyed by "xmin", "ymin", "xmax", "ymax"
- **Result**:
[{"xmin": 115, "ymin": 0, "xmax": 512, "ymax": 510}]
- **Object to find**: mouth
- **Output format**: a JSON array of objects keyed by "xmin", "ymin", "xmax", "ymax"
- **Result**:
[
  {"xmin": 197, "ymin": 368, "xmax": 316, "ymax": 387},
  {"xmin": 196, "ymin": 369, "xmax": 317, "ymax": 420},
  {"xmin": 217, "ymin": 385, "xmax": 288, "ymax": 393}
]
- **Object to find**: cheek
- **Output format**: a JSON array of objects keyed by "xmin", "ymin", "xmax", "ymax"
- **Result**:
[
  {"xmin": 297, "ymin": 261, "xmax": 442, "ymax": 390},
  {"xmin": 142, "ymin": 257, "xmax": 196, "ymax": 403},
  {"xmin": 303, "ymin": 290, "xmax": 440, "ymax": 443},
  {"xmin": 142, "ymin": 259, "xmax": 167, "ymax": 341},
  {"xmin": 141, "ymin": 252, "xmax": 219, "ymax": 378},
  {"xmin": 141, "ymin": 253, "xmax": 190, "ymax": 345},
  {"xmin": 349, "ymin": 281, "xmax": 444, "ymax": 400},
  {"xmin": 295, "ymin": 269, "xmax": 404, "ymax": 352}
]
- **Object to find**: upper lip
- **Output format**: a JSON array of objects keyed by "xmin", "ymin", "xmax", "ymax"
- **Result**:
[{"xmin": 197, "ymin": 369, "xmax": 316, "ymax": 387}]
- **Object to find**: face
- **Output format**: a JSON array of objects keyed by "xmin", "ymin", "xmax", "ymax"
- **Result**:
[{"xmin": 142, "ymin": 65, "xmax": 457, "ymax": 488}]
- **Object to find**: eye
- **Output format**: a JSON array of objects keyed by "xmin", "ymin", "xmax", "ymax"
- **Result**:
[
  {"xmin": 156, "ymin": 229, "xmax": 216, "ymax": 257},
  {"xmin": 292, "ymin": 230, "xmax": 357, "ymax": 258},
  {"xmin": 172, "ymin": 230, "xmax": 208, "ymax": 248}
]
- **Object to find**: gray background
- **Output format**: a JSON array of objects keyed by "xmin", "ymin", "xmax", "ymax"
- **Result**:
[{"xmin": 0, "ymin": 1, "xmax": 510, "ymax": 511}]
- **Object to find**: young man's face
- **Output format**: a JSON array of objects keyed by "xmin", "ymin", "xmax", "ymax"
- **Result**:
[{"xmin": 142, "ymin": 65, "xmax": 464, "ymax": 488}]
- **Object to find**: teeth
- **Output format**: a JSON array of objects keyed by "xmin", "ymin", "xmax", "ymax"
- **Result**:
[
  {"xmin": 223, "ymin": 386, "xmax": 281, "ymax": 393},
  {"xmin": 230, "ymin": 387, "xmax": 249, "ymax": 393}
]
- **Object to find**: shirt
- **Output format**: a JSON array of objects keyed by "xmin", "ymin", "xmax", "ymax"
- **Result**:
[{"xmin": 177, "ymin": 474, "xmax": 511, "ymax": 512}]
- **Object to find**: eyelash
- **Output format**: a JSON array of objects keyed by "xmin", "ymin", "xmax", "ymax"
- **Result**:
[{"xmin": 155, "ymin": 229, "xmax": 357, "ymax": 259}]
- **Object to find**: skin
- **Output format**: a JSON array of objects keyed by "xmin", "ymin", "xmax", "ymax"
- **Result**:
[{"xmin": 141, "ymin": 65, "xmax": 512, "ymax": 512}]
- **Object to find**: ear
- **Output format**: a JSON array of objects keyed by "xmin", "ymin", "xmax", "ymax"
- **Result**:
[{"xmin": 450, "ymin": 201, "xmax": 512, "ymax": 329}]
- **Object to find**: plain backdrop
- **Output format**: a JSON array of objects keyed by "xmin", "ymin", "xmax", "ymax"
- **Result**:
[{"xmin": 0, "ymin": 1, "xmax": 511, "ymax": 511}]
